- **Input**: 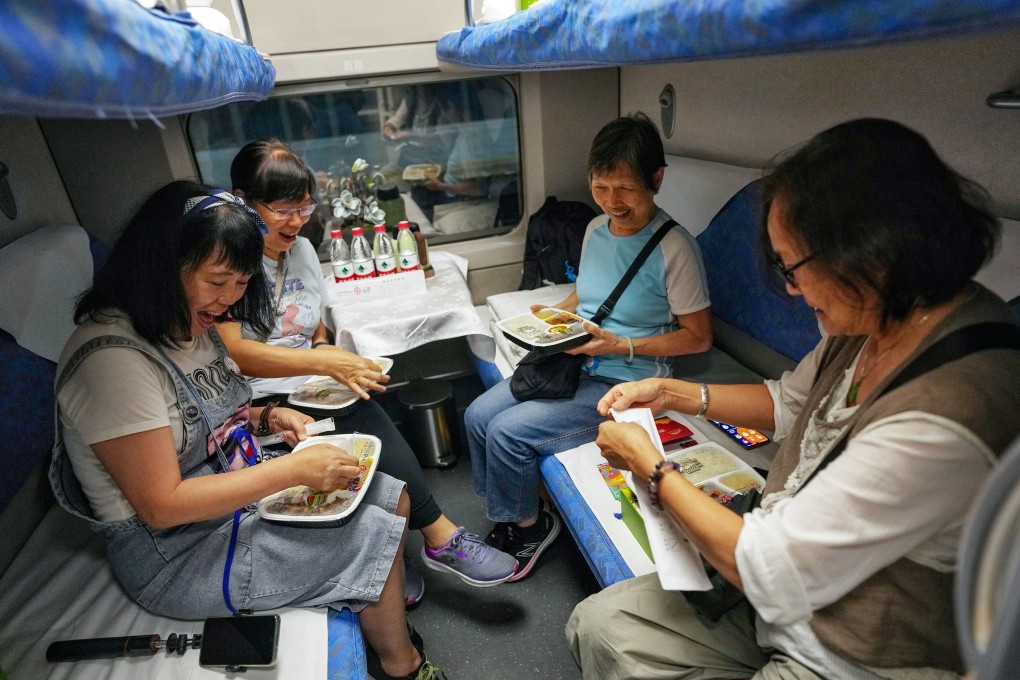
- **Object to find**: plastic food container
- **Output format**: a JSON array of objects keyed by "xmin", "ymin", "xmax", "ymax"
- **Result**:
[
  {"xmin": 666, "ymin": 442, "xmax": 765, "ymax": 497},
  {"xmin": 258, "ymin": 433, "xmax": 380, "ymax": 526},
  {"xmin": 287, "ymin": 356, "xmax": 393, "ymax": 410},
  {"xmin": 496, "ymin": 307, "xmax": 592, "ymax": 354}
]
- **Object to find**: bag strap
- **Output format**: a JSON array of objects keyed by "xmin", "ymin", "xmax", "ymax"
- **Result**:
[
  {"xmin": 591, "ymin": 219, "xmax": 676, "ymax": 325},
  {"xmin": 798, "ymin": 321, "xmax": 1020, "ymax": 491}
]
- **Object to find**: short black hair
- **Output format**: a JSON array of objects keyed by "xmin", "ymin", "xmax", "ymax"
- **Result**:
[
  {"xmin": 76, "ymin": 180, "xmax": 272, "ymax": 346},
  {"xmin": 230, "ymin": 138, "xmax": 316, "ymax": 204},
  {"xmin": 760, "ymin": 118, "xmax": 999, "ymax": 328},
  {"xmin": 587, "ymin": 113, "xmax": 666, "ymax": 191}
]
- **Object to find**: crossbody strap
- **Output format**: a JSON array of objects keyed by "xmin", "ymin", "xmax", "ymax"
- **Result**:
[
  {"xmin": 591, "ymin": 219, "xmax": 676, "ymax": 325},
  {"xmin": 798, "ymin": 321, "xmax": 1020, "ymax": 491}
]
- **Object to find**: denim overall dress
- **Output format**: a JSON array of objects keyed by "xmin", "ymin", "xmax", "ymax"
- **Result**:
[{"xmin": 49, "ymin": 326, "xmax": 406, "ymax": 619}]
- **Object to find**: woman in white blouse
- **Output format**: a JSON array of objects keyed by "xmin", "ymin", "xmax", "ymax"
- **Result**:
[{"xmin": 566, "ymin": 118, "xmax": 1020, "ymax": 679}]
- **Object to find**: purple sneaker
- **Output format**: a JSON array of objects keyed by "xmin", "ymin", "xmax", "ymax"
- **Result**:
[
  {"xmin": 404, "ymin": 553, "xmax": 425, "ymax": 607},
  {"xmin": 422, "ymin": 527, "xmax": 518, "ymax": 587}
]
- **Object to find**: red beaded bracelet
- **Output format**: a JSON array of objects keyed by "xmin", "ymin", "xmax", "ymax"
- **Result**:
[{"xmin": 648, "ymin": 460, "xmax": 683, "ymax": 510}]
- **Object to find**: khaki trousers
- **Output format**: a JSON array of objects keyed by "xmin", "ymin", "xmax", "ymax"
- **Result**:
[{"xmin": 566, "ymin": 573, "xmax": 825, "ymax": 680}]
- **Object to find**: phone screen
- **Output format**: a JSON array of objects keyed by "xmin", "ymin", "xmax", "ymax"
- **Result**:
[
  {"xmin": 199, "ymin": 615, "xmax": 279, "ymax": 667},
  {"xmin": 707, "ymin": 420, "xmax": 770, "ymax": 449}
]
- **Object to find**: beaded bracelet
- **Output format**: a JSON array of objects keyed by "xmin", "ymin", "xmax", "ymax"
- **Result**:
[
  {"xmin": 648, "ymin": 459, "xmax": 683, "ymax": 509},
  {"xmin": 257, "ymin": 401, "xmax": 279, "ymax": 436}
]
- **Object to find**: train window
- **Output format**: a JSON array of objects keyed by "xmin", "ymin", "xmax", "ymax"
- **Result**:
[{"xmin": 188, "ymin": 77, "xmax": 522, "ymax": 252}]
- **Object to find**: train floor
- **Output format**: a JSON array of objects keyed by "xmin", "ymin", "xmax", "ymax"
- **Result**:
[{"xmin": 403, "ymin": 457, "xmax": 600, "ymax": 680}]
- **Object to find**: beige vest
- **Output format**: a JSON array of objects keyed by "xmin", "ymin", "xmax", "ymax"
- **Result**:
[{"xmin": 762, "ymin": 285, "xmax": 1020, "ymax": 672}]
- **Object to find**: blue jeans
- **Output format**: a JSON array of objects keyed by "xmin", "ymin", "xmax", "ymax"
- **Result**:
[{"xmin": 465, "ymin": 373, "xmax": 620, "ymax": 523}]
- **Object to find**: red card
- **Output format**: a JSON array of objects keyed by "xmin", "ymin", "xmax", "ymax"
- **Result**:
[{"xmin": 655, "ymin": 416, "xmax": 694, "ymax": 444}]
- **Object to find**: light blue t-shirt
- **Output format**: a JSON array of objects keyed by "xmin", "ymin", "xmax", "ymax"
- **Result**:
[{"xmin": 575, "ymin": 210, "xmax": 710, "ymax": 382}]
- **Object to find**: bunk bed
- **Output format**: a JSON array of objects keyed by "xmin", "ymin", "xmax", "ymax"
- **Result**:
[
  {"xmin": 0, "ymin": 0, "xmax": 274, "ymax": 119},
  {"xmin": 438, "ymin": 0, "xmax": 1020, "ymax": 70}
]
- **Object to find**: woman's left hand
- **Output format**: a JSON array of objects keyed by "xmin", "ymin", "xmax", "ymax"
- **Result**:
[
  {"xmin": 266, "ymin": 407, "xmax": 314, "ymax": 447},
  {"xmin": 565, "ymin": 321, "xmax": 626, "ymax": 357},
  {"xmin": 596, "ymin": 420, "xmax": 662, "ymax": 481},
  {"xmin": 313, "ymin": 346, "xmax": 390, "ymax": 399}
]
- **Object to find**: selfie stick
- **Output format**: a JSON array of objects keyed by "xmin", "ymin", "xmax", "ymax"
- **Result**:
[{"xmin": 46, "ymin": 632, "xmax": 202, "ymax": 662}]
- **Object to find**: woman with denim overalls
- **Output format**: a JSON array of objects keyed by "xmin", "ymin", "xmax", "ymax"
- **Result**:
[{"xmin": 49, "ymin": 180, "xmax": 447, "ymax": 680}]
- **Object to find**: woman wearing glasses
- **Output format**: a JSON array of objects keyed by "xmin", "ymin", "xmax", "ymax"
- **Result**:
[
  {"xmin": 218, "ymin": 139, "xmax": 518, "ymax": 600},
  {"xmin": 51, "ymin": 181, "xmax": 447, "ymax": 680},
  {"xmin": 567, "ymin": 118, "xmax": 1020, "ymax": 679}
]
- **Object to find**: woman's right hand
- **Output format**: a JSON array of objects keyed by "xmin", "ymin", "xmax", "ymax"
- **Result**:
[
  {"xmin": 287, "ymin": 442, "xmax": 361, "ymax": 491},
  {"xmin": 597, "ymin": 378, "xmax": 668, "ymax": 416}
]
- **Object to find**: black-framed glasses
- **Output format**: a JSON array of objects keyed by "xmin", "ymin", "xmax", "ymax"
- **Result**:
[
  {"xmin": 770, "ymin": 253, "xmax": 815, "ymax": 287},
  {"xmin": 259, "ymin": 201, "xmax": 318, "ymax": 221}
]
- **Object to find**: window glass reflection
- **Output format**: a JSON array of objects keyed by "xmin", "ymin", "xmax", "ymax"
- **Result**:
[{"xmin": 188, "ymin": 77, "xmax": 521, "ymax": 254}]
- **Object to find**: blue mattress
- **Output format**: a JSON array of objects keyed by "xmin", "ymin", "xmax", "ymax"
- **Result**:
[
  {"xmin": 0, "ymin": 0, "xmax": 274, "ymax": 119},
  {"xmin": 438, "ymin": 0, "xmax": 1020, "ymax": 71}
]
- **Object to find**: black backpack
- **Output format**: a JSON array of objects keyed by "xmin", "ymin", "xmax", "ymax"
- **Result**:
[{"xmin": 518, "ymin": 196, "xmax": 597, "ymax": 290}]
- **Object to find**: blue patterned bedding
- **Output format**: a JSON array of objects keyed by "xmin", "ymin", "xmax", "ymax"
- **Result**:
[
  {"xmin": 0, "ymin": 0, "xmax": 274, "ymax": 119},
  {"xmin": 438, "ymin": 0, "xmax": 1020, "ymax": 70}
]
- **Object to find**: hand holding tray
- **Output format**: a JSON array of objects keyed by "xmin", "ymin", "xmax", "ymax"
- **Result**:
[
  {"xmin": 258, "ymin": 433, "xmax": 380, "ymax": 525},
  {"xmin": 496, "ymin": 307, "xmax": 592, "ymax": 354}
]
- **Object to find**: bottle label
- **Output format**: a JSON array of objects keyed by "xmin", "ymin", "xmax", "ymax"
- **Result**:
[
  {"xmin": 374, "ymin": 256, "xmax": 397, "ymax": 275},
  {"xmin": 397, "ymin": 253, "xmax": 420, "ymax": 271},
  {"xmin": 352, "ymin": 259, "xmax": 375, "ymax": 279},
  {"xmin": 332, "ymin": 262, "xmax": 354, "ymax": 282}
]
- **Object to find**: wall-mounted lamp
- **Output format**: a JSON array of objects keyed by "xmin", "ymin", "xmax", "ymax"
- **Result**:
[
  {"xmin": 0, "ymin": 162, "xmax": 17, "ymax": 220},
  {"xmin": 659, "ymin": 84, "xmax": 676, "ymax": 139}
]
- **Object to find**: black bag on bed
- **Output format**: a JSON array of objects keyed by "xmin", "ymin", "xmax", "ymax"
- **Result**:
[{"xmin": 518, "ymin": 196, "xmax": 596, "ymax": 290}]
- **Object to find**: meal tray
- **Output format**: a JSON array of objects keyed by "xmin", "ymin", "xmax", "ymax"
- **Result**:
[
  {"xmin": 287, "ymin": 356, "xmax": 394, "ymax": 410},
  {"xmin": 496, "ymin": 307, "xmax": 592, "ymax": 354},
  {"xmin": 665, "ymin": 441, "xmax": 766, "ymax": 498},
  {"xmin": 258, "ymin": 433, "xmax": 380, "ymax": 525}
]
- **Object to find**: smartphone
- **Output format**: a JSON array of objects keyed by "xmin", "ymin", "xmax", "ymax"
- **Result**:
[
  {"xmin": 707, "ymin": 419, "xmax": 770, "ymax": 449},
  {"xmin": 199, "ymin": 615, "xmax": 280, "ymax": 669}
]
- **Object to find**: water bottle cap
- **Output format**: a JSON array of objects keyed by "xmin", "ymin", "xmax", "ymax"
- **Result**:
[
  {"xmin": 330, "ymin": 230, "xmax": 342, "ymax": 238},
  {"xmin": 351, "ymin": 226, "xmax": 364, "ymax": 235},
  {"xmin": 397, "ymin": 221, "xmax": 410, "ymax": 229},
  {"xmin": 373, "ymin": 223, "xmax": 387, "ymax": 231}
]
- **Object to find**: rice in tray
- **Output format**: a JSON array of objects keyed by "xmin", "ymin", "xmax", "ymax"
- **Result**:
[{"xmin": 668, "ymin": 445, "xmax": 743, "ymax": 485}]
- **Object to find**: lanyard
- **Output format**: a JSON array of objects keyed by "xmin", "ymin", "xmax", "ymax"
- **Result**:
[{"xmin": 260, "ymin": 252, "xmax": 288, "ymax": 343}]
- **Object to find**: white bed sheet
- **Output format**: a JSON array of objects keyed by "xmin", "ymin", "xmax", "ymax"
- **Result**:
[{"xmin": 0, "ymin": 505, "xmax": 326, "ymax": 680}]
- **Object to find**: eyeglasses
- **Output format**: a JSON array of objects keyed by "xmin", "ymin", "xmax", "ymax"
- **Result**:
[
  {"xmin": 770, "ymin": 252, "xmax": 815, "ymax": 287},
  {"xmin": 259, "ymin": 201, "xmax": 318, "ymax": 221}
]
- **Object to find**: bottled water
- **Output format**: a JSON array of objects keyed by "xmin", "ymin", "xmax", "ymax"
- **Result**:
[
  {"xmin": 329, "ymin": 229, "xmax": 353, "ymax": 283},
  {"xmin": 372, "ymin": 223, "xmax": 397, "ymax": 276},
  {"xmin": 396, "ymin": 221, "xmax": 419, "ymax": 271},
  {"xmin": 350, "ymin": 226, "xmax": 375, "ymax": 279}
]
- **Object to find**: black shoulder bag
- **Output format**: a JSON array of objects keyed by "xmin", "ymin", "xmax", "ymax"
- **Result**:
[
  {"xmin": 508, "ymin": 220, "xmax": 676, "ymax": 401},
  {"xmin": 684, "ymin": 321, "xmax": 1020, "ymax": 621}
]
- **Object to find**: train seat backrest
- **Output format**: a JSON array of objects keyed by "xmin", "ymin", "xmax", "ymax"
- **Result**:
[
  {"xmin": 0, "ymin": 224, "xmax": 105, "ymax": 524},
  {"xmin": 694, "ymin": 179, "xmax": 822, "ymax": 369}
]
